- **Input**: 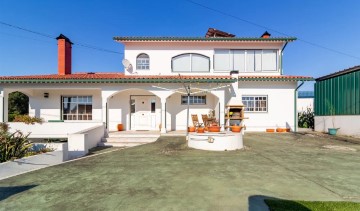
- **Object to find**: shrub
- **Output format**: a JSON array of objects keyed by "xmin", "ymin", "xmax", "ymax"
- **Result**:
[
  {"xmin": 13, "ymin": 115, "xmax": 43, "ymax": 125},
  {"xmin": 298, "ymin": 108, "xmax": 314, "ymax": 129},
  {"xmin": 0, "ymin": 123, "xmax": 32, "ymax": 163}
]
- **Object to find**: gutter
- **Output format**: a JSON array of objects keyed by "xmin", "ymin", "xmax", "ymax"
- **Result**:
[{"xmin": 294, "ymin": 80, "xmax": 305, "ymax": 132}]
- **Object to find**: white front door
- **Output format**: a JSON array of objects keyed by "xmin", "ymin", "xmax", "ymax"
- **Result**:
[{"xmin": 130, "ymin": 96, "xmax": 157, "ymax": 130}]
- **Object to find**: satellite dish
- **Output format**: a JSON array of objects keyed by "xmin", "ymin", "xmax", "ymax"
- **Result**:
[
  {"xmin": 122, "ymin": 59, "xmax": 131, "ymax": 68},
  {"xmin": 122, "ymin": 59, "xmax": 135, "ymax": 74}
]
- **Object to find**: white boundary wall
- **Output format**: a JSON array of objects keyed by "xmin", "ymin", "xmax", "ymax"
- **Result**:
[
  {"xmin": 68, "ymin": 124, "xmax": 105, "ymax": 159},
  {"xmin": 315, "ymin": 115, "xmax": 360, "ymax": 137},
  {"xmin": 8, "ymin": 122, "xmax": 103, "ymax": 138},
  {"xmin": 8, "ymin": 122, "xmax": 105, "ymax": 159}
]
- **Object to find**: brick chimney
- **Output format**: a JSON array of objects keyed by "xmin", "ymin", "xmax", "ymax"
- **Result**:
[
  {"xmin": 56, "ymin": 34, "xmax": 73, "ymax": 75},
  {"xmin": 261, "ymin": 31, "xmax": 271, "ymax": 38}
]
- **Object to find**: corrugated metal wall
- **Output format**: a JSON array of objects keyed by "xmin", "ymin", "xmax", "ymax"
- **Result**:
[{"xmin": 315, "ymin": 70, "xmax": 360, "ymax": 116}]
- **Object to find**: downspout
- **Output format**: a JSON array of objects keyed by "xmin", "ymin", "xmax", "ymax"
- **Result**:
[
  {"xmin": 1, "ymin": 96, "xmax": 4, "ymax": 122},
  {"xmin": 280, "ymin": 42, "xmax": 288, "ymax": 75},
  {"xmin": 186, "ymin": 89, "xmax": 190, "ymax": 138},
  {"xmin": 294, "ymin": 80, "xmax": 304, "ymax": 132}
]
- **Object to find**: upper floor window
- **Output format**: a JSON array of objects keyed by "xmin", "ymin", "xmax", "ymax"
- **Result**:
[
  {"xmin": 214, "ymin": 49, "xmax": 278, "ymax": 72},
  {"xmin": 172, "ymin": 53, "xmax": 210, "ymax": 72},
  {"xmin": 136, "ymin": 53, "xmax": 150, "ymax": 70}
]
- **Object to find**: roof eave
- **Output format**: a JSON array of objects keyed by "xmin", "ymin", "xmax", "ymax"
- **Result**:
[
  {"xmin": 0, "ymin": 78, "xmax": 237, "ymax": 84},
  {"xmin": 113, "ymin": 37, "xmax": 297, "ymax": 43},
  {"xmin": 238, "ymin": 77, "xmax": 314, "ymax": 82},
  {"xmin": 316, "ymin": 65, "xmax": 360, "ymax": 81}
]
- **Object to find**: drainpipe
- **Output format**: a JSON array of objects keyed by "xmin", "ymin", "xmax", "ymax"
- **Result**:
[
  {"xmin": 294, "ymin": 80, "xmax": 304, "ymax": 132},
  {"xmin": 186, "ymin": 86, "xmax": 190, "ymax": 138},
  {"xmin": 280, "ymin": 42, "xmax": 288, "ymax": 75}
]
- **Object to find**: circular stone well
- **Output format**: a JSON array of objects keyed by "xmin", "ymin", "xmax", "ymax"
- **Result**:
[{"xmin": 188, "ymin": 132, "xmax": 243, "ymax": 151}]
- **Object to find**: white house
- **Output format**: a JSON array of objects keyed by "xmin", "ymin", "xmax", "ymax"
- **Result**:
[{"xmin": 0, "ymin": 29, "xmax": 313, "ymax": 137}]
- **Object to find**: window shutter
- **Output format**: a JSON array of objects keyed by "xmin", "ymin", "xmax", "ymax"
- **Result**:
[
  {"xmin": 246, "ymin": 50, "xmax": 255, "ymax": 72},
  {"xmin": 172, "ymin": 54, "xmax": 191, "ymax": 72},
  {"xmin": 214, "ymin": 50, "xmax": 230, "ymax": 71},
  {"xmin": 233, "ymin": 50, "xmax": 245, "ymax": 72},
  {"xmin": 262, "ymin": 50, "xmax": 277, "ymax": 71},
  {"xmin": 191, "ymin": 54, "xmax": 209, "ymax": 72},
  {"xmin": 254, "ymin": 50, "xmax": 262, "ymax": 71}
]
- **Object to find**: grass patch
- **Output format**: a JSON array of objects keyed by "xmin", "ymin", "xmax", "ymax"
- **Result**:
[{"xmin": 265, "ymin": 199, "xmax": 360, "ymax": 211}]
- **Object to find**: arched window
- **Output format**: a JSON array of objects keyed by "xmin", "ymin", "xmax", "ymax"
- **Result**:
[
  {"xmin": 136, "ymin": 53, "xmax": 150, "ymax": 70},
  {"xmin": 172, "ymin": 53, "xmax": 210, "ymax": 72}
]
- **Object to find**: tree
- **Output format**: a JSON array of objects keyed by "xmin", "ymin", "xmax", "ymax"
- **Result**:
[{"xmin": 8, "ymin": 92, "xmax": 29, "ymax": 121}]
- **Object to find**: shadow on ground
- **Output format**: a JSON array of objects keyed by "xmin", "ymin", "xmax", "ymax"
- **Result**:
[
  {"xmin": 249, "ymin": 195, "xmax": 311, "ymax": 211},
  {"xmin": 0, "ymin": 185, "xmax": 37, "ymax": 201}
]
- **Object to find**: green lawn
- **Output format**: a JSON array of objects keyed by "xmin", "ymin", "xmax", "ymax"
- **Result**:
[
  {"xmin": 265, "ymin": 199, "xmax": 360, "ymax": 211},
  {"xmin": 1, "ymin": 133, "xmax": 360, "ymax": 210}
]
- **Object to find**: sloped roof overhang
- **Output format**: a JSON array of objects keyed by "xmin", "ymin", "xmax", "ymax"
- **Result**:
[{"xmin": 0, "ymin": 74, "xmax": 237, "ymax": 84}]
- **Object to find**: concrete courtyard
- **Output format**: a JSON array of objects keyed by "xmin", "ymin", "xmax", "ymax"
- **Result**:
[{"xmin": 1, "ymin": 132, "xmax": 360, "ymax": 210}]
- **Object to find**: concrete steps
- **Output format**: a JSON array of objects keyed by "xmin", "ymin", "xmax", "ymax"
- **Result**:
[{"xmin": 98, "ymin": 133, "xmax": 160, "ymax": 148}]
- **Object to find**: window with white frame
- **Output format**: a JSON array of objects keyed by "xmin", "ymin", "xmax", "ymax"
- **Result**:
[
  {"xmin": 172, "ymin": 53, "xmax": 210, "ymax": 72},
  {"xmin": 136, "ymin": 53, "xmax": 150, "ymax": 70},
  {"xmin": 62, "ymin": 96, "xmax": 92, "ymax": 120},
  {"xmin": 242, "ymin": 96, "xmax": 267, "ymax": 112},
  {"xmin": 181, "ymin": 95, "xmax": 206, "ymax": 105},
  {"xmin": 214, "ymin": 49, "xmax": 278, "ymax": 72}
]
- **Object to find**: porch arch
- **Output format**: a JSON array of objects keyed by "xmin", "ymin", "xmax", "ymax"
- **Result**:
[
  {"xmin": 7, "ymin": 91, "xmax": 30, "ymax": 122},
  {"xmin": 165, "ymin": 91, "xmax": 221, "ymax": 131},
  {"xmin": 107, "ymin": 88, "xmax": 162, "ymax": 131}
]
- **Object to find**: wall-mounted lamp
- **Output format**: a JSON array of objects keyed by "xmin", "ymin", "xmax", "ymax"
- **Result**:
[{"xmin": 44, "ymin": 93, "xmax": 49, "ymax": 98}]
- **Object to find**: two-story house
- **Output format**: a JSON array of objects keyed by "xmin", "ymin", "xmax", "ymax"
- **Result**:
[{"xmin": 0, "ymin": 29, "xmax": 313, "ymax": 136}]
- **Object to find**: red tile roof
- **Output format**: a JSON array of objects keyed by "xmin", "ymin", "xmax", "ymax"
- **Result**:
[
  {"xmin": 0, "ymin": 73, "xmax": 236, "ymax": 83},
  {"xmin": 238, "ymin": 75, "xmax": 314, "ymax": 81}
]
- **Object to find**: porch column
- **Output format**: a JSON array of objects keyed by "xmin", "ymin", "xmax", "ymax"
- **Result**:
[
  {"xmin": 0, "ymin": 89, "xmax": 4, "ymax": 122},
  {"xmin": 212, "ymin": 90, "xmax": 225, "ymax": 131},
  {"xmin": 101, "ymin": 97, "xmax": 108, "ymax": 132},
  {"xmin": 160, "ymin": 98, "xmax": 167, "ymax": 133}
]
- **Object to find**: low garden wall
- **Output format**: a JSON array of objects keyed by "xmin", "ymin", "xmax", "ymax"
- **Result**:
[
  {"xmin": 68, "ymin": 124, "xmax": 105, "ymax": 159},
  {"xmin": 315, "ymin": 115, "xmax": 360, "ymax": 137}
]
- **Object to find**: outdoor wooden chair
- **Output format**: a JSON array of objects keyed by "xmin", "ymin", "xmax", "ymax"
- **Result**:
[
  {"xmin": 201, "ymin": 114, "xmax": 210, "ymax": 127},
  {"xmin": 191, "ymin": 114, "xmax": 200, "ymax": 128}
]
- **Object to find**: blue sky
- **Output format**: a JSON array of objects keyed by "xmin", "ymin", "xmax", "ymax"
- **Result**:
[{"xmin": 1, "ymin": 0, "xmax": 360, "ymax": 90}]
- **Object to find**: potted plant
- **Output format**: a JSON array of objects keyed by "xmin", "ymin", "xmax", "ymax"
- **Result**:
[
  {"xmin": 208, "ymin": 122, "xmax": 220, "ymax": 132},
  {"xmin": 197, "ymin": 126, "xmax": 205, "ymax": 133},
  {"xmin": 231, "ymin": 125, "xmax": 241, "ymax": 133},
  {"xmin": 326, "ymin": 100, "xmax": 340, "ymax": 135},
  {"xmin": 188, "ymin": 126, "xmax": 196, "ymax": 132}
]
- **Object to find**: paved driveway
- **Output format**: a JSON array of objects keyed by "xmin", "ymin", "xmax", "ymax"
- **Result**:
[{"xmin": 1, "ymin": 133, "xmax": 360, "ymax": 210}]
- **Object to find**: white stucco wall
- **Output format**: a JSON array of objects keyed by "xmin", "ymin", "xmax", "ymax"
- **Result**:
[
  {"xmin": 166, "ymin": 92, "xmax": 218, "ymax": 131},
  {"xmin": 297, "ymin": 98, "xmax": 314, "ymax": 112},
  {"xmin": 315, "ymin": 115, "xmax": 360, "ymax": 137},
  {"xmin": 238, "ymin": 81, "xmax": 297, "ymax": 131},
  {"xmin": 28, "ymin": 89, "xmax": 102, "ymax": 122},
  {"xmin": 8, "ymin": 122, "xmax": 103, "ymax": 138},
  {"xmin": 123, "ymin": 42, "xmax": 284, "ymax": 76}
]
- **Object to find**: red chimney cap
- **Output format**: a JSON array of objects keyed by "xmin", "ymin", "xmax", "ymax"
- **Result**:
[{"xmin": 56, "ymin": 34, "xmax": 73, "ymax": 44}]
